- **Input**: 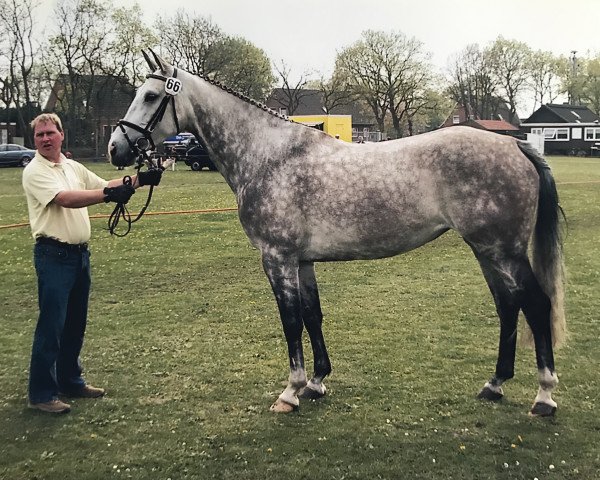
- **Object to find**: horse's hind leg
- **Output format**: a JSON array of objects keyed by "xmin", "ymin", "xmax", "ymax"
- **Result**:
[
  {"xmin": 298, "ymin": 262, "xmax": 331, "ymax": 400},
  {"xmin": 262, "ymin": 253, "xmax": 307, "ymax": 413},
  {"xmin": 473, "ymin": 253, "xmax": 521, "ymax": 402},
  {"xmin": 471, "ymin": 249, "xmax": 558, "ymax": 416}
]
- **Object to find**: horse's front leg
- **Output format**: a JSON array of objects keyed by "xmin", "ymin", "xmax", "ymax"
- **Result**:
[
  {"xmin": 262, "ymin": 253, "xmax": 307, "ymax": 413},
  {"xmin": 298, "ymin": 261, "xmax": 331, "ymax": 400}
]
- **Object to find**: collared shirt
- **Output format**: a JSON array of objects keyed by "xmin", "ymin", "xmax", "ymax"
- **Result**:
[{"xmin": 22, "ymin": 152, "xmax": 109, "ymax": 244}]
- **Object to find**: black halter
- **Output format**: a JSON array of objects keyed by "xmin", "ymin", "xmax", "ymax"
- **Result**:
[{"xmin": 116, "ymin": 68, "xmax": 181, "ymax": 162}]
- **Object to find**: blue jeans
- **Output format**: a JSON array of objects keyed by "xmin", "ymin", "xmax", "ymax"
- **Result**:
[{"xmin": 29, "ymin": 242, "xmax": 91, "ymax": 403}]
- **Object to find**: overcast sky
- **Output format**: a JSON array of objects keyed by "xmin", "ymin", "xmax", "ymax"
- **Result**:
[
  {"xmin": 37, "ymin": 0, "xmax": 599, "ymax": 77},
  {"xmin": 36, "ymin": 0, "xmax": 600, "ymax": 116}
]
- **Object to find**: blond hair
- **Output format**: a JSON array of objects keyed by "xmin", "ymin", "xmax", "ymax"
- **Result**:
[{"xmin": 31, "ymin": 113, "xmax": 63, "ymax": 133}]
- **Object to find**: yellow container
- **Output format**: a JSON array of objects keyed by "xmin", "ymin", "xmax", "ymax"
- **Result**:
[{"xmin": 290, "ymin": 115, "xmax": 352, "ymax": 142}]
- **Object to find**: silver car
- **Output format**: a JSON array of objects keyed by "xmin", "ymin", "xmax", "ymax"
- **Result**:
[{"xmin": 0, "ymin": 144, "xmax": 36, "ymax": 167}]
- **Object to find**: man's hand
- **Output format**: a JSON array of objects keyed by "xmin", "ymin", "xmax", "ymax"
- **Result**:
[
  {"xmin": 137, "ymin": 168, "xmax": 163, "ymax": 187},
  {"xmin": 103, "ymin": 184, "xmax": 136, "ymax": 204}
]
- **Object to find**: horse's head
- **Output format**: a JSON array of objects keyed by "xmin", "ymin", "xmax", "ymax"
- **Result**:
[{"xmin": 108, "ymin": 50, "xmax": 183, "ymax": 167}]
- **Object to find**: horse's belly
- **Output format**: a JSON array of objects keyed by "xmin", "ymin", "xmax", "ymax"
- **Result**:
[{"xmin": 302, "ymin": 222, "xmax": 449, "ymax": 262}]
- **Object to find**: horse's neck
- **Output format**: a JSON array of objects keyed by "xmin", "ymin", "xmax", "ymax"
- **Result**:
[{"xmin": 185, "ymin": 76, "xmax": 294, "ymax": 193}]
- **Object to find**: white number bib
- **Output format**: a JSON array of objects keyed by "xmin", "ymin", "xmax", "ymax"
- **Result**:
[{"xmin": 165, "ymin": 77, "xmax": 182, "ymax": 96}]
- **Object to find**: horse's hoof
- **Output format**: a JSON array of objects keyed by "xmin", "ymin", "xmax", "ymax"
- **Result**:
[
  {"xmin": 299, "ymin": 386, "xmax": 326, "ymax": 400},
  {"xmin": 269, "ymin": 399, "xmax": 298, "ymax": 413},
  {"xmin": 529, "ymin": 402, "xmax": 557, "ymax": 417},
  {"xmin": 477, "ymin": 386, "xmax": 503, "ymax": 402}
]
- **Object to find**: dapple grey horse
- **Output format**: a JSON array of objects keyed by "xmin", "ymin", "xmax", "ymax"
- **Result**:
[{"xmin": 109, "ymin": 51, "xmax": 565, "ymax": 416}]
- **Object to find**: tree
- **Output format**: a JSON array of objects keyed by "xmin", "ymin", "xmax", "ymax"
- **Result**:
[
  {"xmin": 335, "ymin": 30, "xmax": 436, "ymax": 138},
  {"xmin": 154, "ymin": 12, "xmax": 275, "ymax": 101},
  {"xmin": 558, "ymin": 51, "xmax": 589, "ymax": 106},
  {"xmin": 207, "ymin": 36, "xmax": 275, "ymax": 101},
  {"xmin": 446, "ymin": 44, "xmax": 499, "ymax": 121},
  {"xmin": 107, "ymin": 3, "xmax": 158, "ymax": 86},
  {"xmin": 310, "ymin": 72, "xmax": 356, "ymax": 114},
  {"xmin": 583, "ymin": 55, "xmax": 600, "ymax": 116},
  {"xmin": 528, "ymin": 50, "xmax": 564, "ymax": 113},
  {"xmin": 0, "ymin": 0, "xmax": 39, "ymax": 143},
  {"xmin": 272, "ymin": 60, "xmax": 312, "ymax": 115},
  {"xmin": 44, "ymin": 0, "xmax": 113, "ymax": 148},
  {"xmin": 154, "ymin": 11, "xmax": 223, "ymax": 75},
  {"xmin": 488, "ymin": 36, "xmax": 532, "ymax": 124}
]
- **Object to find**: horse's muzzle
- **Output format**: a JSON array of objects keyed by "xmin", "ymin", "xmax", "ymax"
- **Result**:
[{"xmin": 108, "ymin": 140, "xmax": 136, "ymax": 167}]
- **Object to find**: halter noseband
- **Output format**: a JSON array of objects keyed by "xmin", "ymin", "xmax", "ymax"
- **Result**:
[{"xmin": 117, "ymin": 68, "xmax": 181, "ymax": 162}]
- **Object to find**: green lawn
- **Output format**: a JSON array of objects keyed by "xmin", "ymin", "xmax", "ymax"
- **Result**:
[{"xmin": 0, "ymin": 157, "xmax": 599, "ymax": 479}]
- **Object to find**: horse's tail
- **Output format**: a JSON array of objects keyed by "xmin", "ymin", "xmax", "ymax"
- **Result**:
[{"xmin": 517, "ymin": 140, "xmax": 566, "ymax": 348}]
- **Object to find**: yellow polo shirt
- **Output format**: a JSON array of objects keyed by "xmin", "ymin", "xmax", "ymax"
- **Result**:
[{"xmin": 22, "ymin": 152, "xmax": 109, "ymax": 244}]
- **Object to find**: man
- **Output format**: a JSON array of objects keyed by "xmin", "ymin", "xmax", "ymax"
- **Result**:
[{"xmin": 22, "ymin": 113, "xmax": 162, "ymax": 414}]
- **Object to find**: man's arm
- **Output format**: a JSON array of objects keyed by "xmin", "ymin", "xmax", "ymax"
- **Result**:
[
  {"xmin": 54, "ymin": 175, "xmax": 140, "ymax": 208},
  {"xmin": 53, "ymin": 169, "xmax": 161, "ymax": 209}
]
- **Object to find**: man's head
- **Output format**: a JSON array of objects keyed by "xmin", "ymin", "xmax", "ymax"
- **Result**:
[{"xmin": 31, "ymin": 113, "xmax": 65, "ymax": 162}]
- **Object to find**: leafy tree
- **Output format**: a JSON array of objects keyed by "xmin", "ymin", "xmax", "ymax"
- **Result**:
[
  {"xmin": 488, "ymin": 36, "xmax": 532, "ymax": 124},
  {"xmin": 528, "ymin": 50, "xmax": 564, "ymax": 113},
  {"xmin": 207, "ymin": 36, "xmax": 275, "ymax": 101},
  {"xmin": 583, "ymin": 55, "xmax": 600, "ymax": 116},
  {"xmin": 154, "ymin": 11, "xmax": 274, "ymax": 101},
  {"xmin": 335, "ymin": 30, "xmax": 437, "ymax": 138},
  {"xmin": 108, "ymin": 3, "xmax": 158, "ymax": 86},
  {"xmin": 562, "ymin": 51, "xmax": 587, "ymax": 106}
]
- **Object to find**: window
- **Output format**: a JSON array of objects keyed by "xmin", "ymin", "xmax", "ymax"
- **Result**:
[
  {"xmin": 584, "ymin": 127, "xmax": 600, "ymax": 141},
  {"xmin": 531, "ymin": 128, "xmax": 542, "ymax": 135},
  {"xmin": 572, "ymin": 128, "xmax": 582, "ymax": 140},
  {"xmin": 279, "ymin": 108, "xmax": 287, "ymax": 116},
  {"xmin": 543, "ymin": 128, "xmax": 569, "ymax": 141},
  {"xmin": 452, "ymin": 115, "xmax": 460, "ymax": 124}
]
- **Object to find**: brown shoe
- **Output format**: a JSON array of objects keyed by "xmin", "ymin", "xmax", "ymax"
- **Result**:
[
  {"xmin": 60, "ymin": 385, "xmax": 105, "ymax": 398},
  {"xmin": 28, "ymin": 399, "xmax": 71, "ymax": 414}
]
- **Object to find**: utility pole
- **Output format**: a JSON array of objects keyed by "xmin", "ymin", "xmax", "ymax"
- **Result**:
[{"xmin": 569, "ymin": 51, "xmax": 578, "ymax": 105}]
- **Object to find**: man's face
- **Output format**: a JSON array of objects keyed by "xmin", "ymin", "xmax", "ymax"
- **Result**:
[{"xmin": 33, "ymin": 121, "xmax": 64, "ymax": 161}]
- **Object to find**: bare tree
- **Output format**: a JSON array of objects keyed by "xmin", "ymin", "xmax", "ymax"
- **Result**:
[
  {"xmin": 314, "ymin": 72, "xmax": 356, "ymax": 114},
  {"xmin": 0, "ymin": 0, "xmax": 39, "ymax": 143},
  {"xmin": 272, "ymin": 61, "xmax": 312, "ymax": 115},
  {"xmin": 154, "ymin": 11, "xmax": 223, "ymax": 75},
  {"xmin": 44, "ymin": 0, "xmax": 112, "ymax": 148},
  {"xmin": 447, "ymin": 44, "xmax": 499, "ymax": 121}
]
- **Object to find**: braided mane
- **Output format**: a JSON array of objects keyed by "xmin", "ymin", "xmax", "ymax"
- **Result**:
[{"xmin": 197, "ymin": 73, "xmax": 293, "ymax": 124}]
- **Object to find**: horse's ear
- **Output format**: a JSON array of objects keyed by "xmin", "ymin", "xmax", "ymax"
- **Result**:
[
  {"xmin": 148, "ymin": 48, "xmax": 167, "ymax": 73},
  {"xmin": 142, "ymin": 50, "xmax": 157, "ymax": 72}
]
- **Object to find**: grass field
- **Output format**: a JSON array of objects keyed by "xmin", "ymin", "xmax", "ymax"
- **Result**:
[{"xmin": 0, "ymin": 157, "xmax": 599, "ymax": 479}]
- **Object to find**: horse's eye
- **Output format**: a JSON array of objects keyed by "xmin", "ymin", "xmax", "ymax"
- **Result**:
[{"xmin": 144, "ymin": 92, "xmax": 159, "ymax": 102}]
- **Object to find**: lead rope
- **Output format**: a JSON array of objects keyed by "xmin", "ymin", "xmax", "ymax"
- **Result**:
[{"xmin": 106, "ymin": 156, "xmax": 160, "ymax": 237}]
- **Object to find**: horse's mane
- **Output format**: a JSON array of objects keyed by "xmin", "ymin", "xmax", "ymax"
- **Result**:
[{"xmin": 197, "ymin": 73, "xmax": 293, "ymax": 124}]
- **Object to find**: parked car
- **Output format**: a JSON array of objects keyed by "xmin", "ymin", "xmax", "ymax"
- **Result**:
[
  {"xmin": 162, "ymin": 133, "xmax": 216, "ymax": 171},
  {"xmin": 184, "ymin": 144, "xmax": 217, "ymax": 171},
  {"xmin": 0, "ymin": 144, "xmax": 36, "ymax": 167},
  {"xmin": 163, "ymin": 133, "xmax": 195, "ymax": 156}
]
